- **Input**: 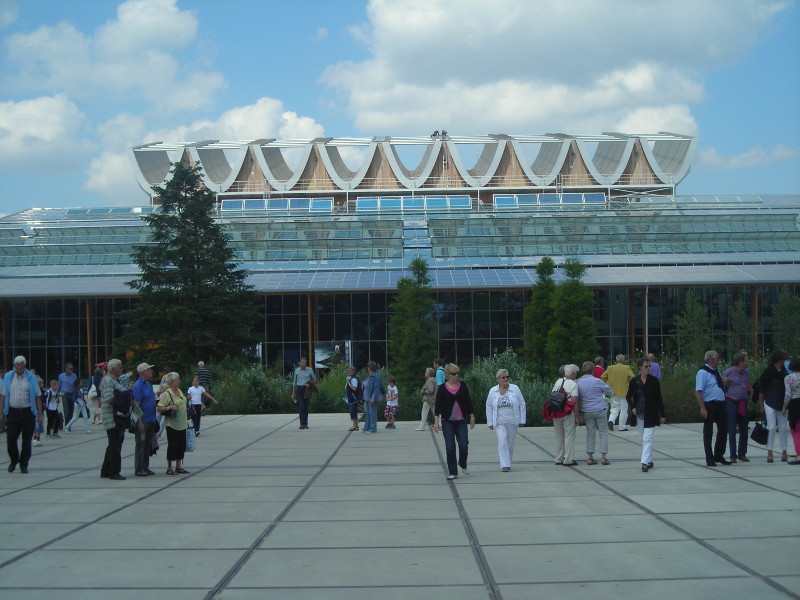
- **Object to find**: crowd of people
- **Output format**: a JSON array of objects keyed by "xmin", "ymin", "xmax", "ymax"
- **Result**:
[{"xmin": 0, "ymin": 357, "xmax": 216, "ymax": 478}]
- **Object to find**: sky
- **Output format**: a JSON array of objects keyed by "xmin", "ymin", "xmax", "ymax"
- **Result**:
[{"xmin": 0, "ymin": 0, "xmax": 798, "ymax": 215}]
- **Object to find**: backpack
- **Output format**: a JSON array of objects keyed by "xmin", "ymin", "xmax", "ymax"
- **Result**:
[
  {"xmin": 346, "ymin": 376, "xmax": 363, "ymax": 405},
  {"xmin": 547, "ymin": 379, "xmax": 568, "ymax": 412}
]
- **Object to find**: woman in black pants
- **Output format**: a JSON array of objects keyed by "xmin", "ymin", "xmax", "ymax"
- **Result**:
[{"xmin": 433, "ymin": 363, "xmax": 476, "ymax": 480}]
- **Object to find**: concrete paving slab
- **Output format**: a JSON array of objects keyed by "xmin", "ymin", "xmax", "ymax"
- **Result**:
[
  {"xmin": 230, "ymin": 547, "xmax": 484, "ymax": 587},
  {"xmin": 1, "ymin": 415, "xmax": 798, "ymax": 599}
]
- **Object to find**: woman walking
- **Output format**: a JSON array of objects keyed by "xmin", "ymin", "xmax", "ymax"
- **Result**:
[
  {"xmin": 434, "ymin": 363, "xmax": 475, "ymax": 480},
  {"xmin": 576, "ymin": 361, "xmax": 613, "ymax": 465},
  {"xmin": 485, "ymin": 369, "xmax": 526, "ymax": 471},
  {"xmin": 759, "ymin": 350, "xmax": 789, "ymax": 463},
  {"xmin": 626, "ymin": 357, "xmax": 666, "ymax": 472}
]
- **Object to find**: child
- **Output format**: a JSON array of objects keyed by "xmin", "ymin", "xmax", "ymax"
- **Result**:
[
  {"xmin": 45, "ymin": 380, "xmax": 61, "ymax": 439},
  {"xmin": 65, "ymin": 380, "xmax": 92, "ymax": 433},
  {"xmin": 384, "ymin": 377, "xmax": 398, "ymax": 429}
]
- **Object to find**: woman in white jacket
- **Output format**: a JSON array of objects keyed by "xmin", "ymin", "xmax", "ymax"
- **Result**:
[{"xmin": 485, "ymin": 369, "xmax": 527, "ymax": 471}]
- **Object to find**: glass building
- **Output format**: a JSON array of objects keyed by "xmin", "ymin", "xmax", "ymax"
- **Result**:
[{"xmin": 1, "ymin": 133, "xmax": 799, "ymax": 379}]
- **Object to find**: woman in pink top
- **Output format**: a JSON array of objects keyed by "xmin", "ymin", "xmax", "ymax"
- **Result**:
[{"xmin": 433, "ymin": 364, "xmax": 475, "ymax": 480}]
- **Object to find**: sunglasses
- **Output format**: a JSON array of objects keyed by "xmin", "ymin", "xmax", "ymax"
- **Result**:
[
  {"xmin": 448, "ymin": 371, "xmax": 460, "ymax": 376},
  {"xmin": 499, "ymin": 375, "xmax": 509, "ymax": 379}
]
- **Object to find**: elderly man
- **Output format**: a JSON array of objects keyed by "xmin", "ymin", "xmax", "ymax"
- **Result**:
[
  {"xmin": 602, "ymin": 354, "xmax": 634, "ymax": 431},
  {"xmin": 647, "ymin": 353, "xmax": 662, "ymax": 382},
  {"xmin": 100, "ymin": 359, "xmax": 128, "ymax": 480},
  {"xmin": 132, "ymin": 363, "xmax": 157, "ymax": 477},
  {"xmin": 57, "ymin": 363, "xmax": 78, "ymax": 426},
  {"xmin": 1, "ymin": 357, "xmax": 43, "ymax": 473},
  {"xmin": 696, "ymin": 350, "xmax": 730, "ymax": 466}
]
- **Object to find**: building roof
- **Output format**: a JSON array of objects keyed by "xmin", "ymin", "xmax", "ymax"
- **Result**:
[
  {"xmin": 131, "ymin": 133, "xmax": 697, "ymax": 197},
  {"xmin": 1, "ymin": 194, "xmax": 798, "ymax": 299}
]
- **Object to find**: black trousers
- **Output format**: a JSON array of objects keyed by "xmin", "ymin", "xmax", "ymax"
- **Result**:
[
  {"xmin": 101, "ymin": 424, "xmax": 126, "ymax": 477},
  {"xmin": 135, "ymin": 420, "xmax": 156, "ymax": 473},
  {"xmin": 6, "ymin": 407, "xmax": 35, "ymax": 469},
  {"xmin": 166, "ymin": 426, "xmax": 186, "ymax": 462},
  {"xmin": 703, "ymin": 401, "xmax": 728, "ymax": 461}
]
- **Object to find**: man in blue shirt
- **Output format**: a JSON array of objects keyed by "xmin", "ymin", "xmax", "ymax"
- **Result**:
[
  {"xmin": 695, "ymin": 350, "xmax": 730, "ymax": 466},
  {"xmin": 57, "ymin": 363, "xmax": 78, "ymax": 426},
  {"xmin": 132, "ymin": 363, "xmax": 157, "ymax": 477},
  {"xmin": 434, "ymin": 358, "xmax": 446, "ymax": 387},
  {"xmin": 1, "ymin": 356, "xmax": 43, "ymax": 473}
]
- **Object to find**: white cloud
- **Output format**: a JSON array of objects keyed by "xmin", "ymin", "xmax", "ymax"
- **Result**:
[
  {"xmin": 323, "ymin": 0, "xmax": 789, "ymax": 136},
  {"xmin": 5, "ymin": 0, "xmax": 224, "ymax": 110},
  {"xmin": 313, "ymin": 27, "xmax": 329, "ymax": 42},
  {"xmin": 85, "ymin": 98, "xmax": 326, "ymax": 199},
  {"xmin": 0, "ymin": 94, "xmax": 94, "ymax": 170},
  {"xmin": 696, "ymin": 144, "xmax": 800, "ymax": 170},
  {"xmin": 0, "ymin": 0, "xmax": 18, "ymax": 30}
]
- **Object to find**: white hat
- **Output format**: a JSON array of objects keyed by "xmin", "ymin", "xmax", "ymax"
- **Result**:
[{"xmin": 136, "ymin": 362, "xmax": 155, "ymax": 373}]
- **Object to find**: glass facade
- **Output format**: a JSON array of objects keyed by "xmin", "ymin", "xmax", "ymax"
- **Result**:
[{"xmin": 3, "ymin": 285, "xmax": 794, "ymax": 381}]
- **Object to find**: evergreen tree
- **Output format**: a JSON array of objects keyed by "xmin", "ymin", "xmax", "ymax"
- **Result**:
[
  {"xmin": 768, "ymin": 286, "xmax": 800, "ymax": 357},
  {"xmin": 114, "ymin": 162, "xmax": 258, "ymax": 371},
  {"xmin": 388, "ymin": 257, "xmax": 439, "ymax": 390},
  {"xmin": 674, "ymin": 290, "xmax": 712, "ymax": 364},
  {"xmin": 545, "ymin": 258, "xmax": 599, "ymax": 370},
  {"xmin": 727, "ymin": 296, "xmax": 753, "ymax": 357},
  {"xmin": 523, "ymin": 256, "xmax": 556, "ymax": 377}
]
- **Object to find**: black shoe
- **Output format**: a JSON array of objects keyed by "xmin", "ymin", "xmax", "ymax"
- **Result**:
[
  {"xmin": 646, "ymin": 462, "xmax": 654, "ymax": 469},
  {"xmin": 706, "ymin": 461, "xmax": 717, "ymax": 467},
  {"xmin": 7, "ymin": 463, "xmax": 16, "ymax": 473},
  {"xmin": 716, "ymin": 458, "xmax": 732, "ymax": 466},
  {"xmin": 608, "ymin": 421, "xmax": 614, "ymax": 431},
  {"xmin": 20, "ymin": 467, "xmax": 29, "ymax": 474},
  {"xmin": 642, "ymin": 463, "xmax": 649, "ymax": 472},
  {"xmin": 563, "ymin": 460, "xmax": 578, "ymax": 466},
  {"xmin": 146, "ymin": 469, "xmax": 155, "ymax": 475},
  {"xmin": 109, "ymin": 474, "xmax": 126, "ymax": 481}
]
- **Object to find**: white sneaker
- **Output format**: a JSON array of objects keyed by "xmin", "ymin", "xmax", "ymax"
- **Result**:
[
  {"xmin": 33, "ymin": 440, "xmax": 41, "ymax": 447},
  {"xmin": 461, "ymin": 467, "xmax": 470, "ymax": 475},
  {"xmin": 446, "ymin": 474, "xmax": 457, "ymax": 480},
  {"xmin": 413, "ymin": 428, "xmax": 425, "ymax": 431},
  {"xmin": 85, "ymin": 429, "xmax": 93, "ymax": 434},
  {"xmin": 618, "ymin": 427, "xmax": 629, "ymax": 431}
]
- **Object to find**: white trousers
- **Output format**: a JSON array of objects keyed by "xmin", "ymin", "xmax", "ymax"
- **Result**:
[
  {"xmin": 418, "ymin": 402, "xmax": 434, "ymax": 429},
  {"xmin": 494, "ymin": 423, "xmax": 518, "ymax": 468},
  {"xmin": 553, "ymin": 414, "xmax": 576, "ymax": 464},
  {"xmin": 765, "ymin": 404, "xmax": 788, "ymax": 452},
  {"xmin": 637, "ymin": 420, "xmax": 655, "ymax": 464},
  {"xmin": 608, "ymin": 396, "xmax": 628, "ymax": 428}
]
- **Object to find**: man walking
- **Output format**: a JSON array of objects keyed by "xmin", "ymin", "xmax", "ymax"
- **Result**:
[
  {"xmin": 100, "ymin": 359, "xmax": 128, "ymax": 480},
  {"xmin": 0, "ymin": 356, "xmax": 43, "ymax": 473},
  {"xmin": 696, "ymin": 350, "xmax": 730, "ymax": 466},
  {"xmin": 57, "ymin": 363, "xmax": 78, "ymax": 426},
  {"xmin": 291, "ymin": 357, "xmax": 316, "ymax": 429},
  {"xmin": 601, "ymin": 355, "xmax": 634, "ymax": 431}
]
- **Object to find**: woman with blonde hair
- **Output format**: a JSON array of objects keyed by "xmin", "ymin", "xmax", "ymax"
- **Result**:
[
  {"xmin": 434, "ymin": 364, "xmax": 475, "ymax": 480},
  {"xmin": 157, "ymin": 372, "xmax": 190, "ymax": 475}
]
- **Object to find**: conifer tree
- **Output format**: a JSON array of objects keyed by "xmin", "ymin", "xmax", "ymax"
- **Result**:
[
  {"xmin": 768, "ymin": 286, "xmax": 800, "ymax": 357},
  {"xmin": 523, "ymin": 256, "xmax": 557, "ymax": 377},
  {"xmin": 674, "ymin": 289, "xmax": 712, "ymax": 364},
  {"xmin": 388, "ymin": 257, "xmax": 439, "ymax": 389},
  {"xmin": 114, "ymin": 162, "xmax": 258, "ymax": 371}
]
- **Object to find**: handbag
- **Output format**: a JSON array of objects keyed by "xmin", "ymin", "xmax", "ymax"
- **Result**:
[
  {"xmin": 185, "ymin": 427, "xmax": 196, "ymax": 452},
  {"xmin": 750, "ymin": 418, "xmax": 768, "ymax": 445}
]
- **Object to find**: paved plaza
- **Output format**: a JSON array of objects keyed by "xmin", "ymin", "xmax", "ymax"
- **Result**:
[{"xmin": 0, "ymin": 413, "xmax": 798, "ymax": 600}]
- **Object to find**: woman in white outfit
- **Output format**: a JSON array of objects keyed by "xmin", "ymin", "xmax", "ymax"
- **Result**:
[
  {"xmin": 485, "ymin": 369, "xmax": 526, "ymax": 471},
  {"xmin": 415, "ymin": 368, "xmax": 437, "ymax": 430}
]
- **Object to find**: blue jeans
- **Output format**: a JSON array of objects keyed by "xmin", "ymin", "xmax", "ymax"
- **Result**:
[
  {"xmin": 363, "ymin": 400, "xmax": 378, "ymax": 432},
  {"xmin": 442, "ymin": 420, "xmax": 469, "ymax": 476},
  {"xmin": 725, "ymin": 400, "xmax": 748, "ymax": 459},
  {"xmin": 295, "ymin": 386, "xmax": 310, "ymax": 426}
]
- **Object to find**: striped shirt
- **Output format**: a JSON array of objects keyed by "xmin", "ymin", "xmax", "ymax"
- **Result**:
[{"xmin": 9, "ymin": 373, "xmax": 31, "ymax": 409}]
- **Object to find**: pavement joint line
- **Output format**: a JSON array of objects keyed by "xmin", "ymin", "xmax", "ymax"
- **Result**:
[
  {"xmin": 0, "ymin": 414, "xmax": 247, "ymax": 499},
  {"xmin": 516, "ymin": 429, "xmax": 800, "ymax": 600},
  {"xmin": 0, "ymin": 414, "xmax": 290, "ymax": 572},
  {"xmin": 430, "ymin": 427, "xmax": 503, "ymax": 600},
  {"xmin": 203, "ymin": 425, "xmax": 352, "ymax": 600}
]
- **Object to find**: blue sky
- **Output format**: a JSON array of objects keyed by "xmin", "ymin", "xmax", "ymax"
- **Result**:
[{"xmin": 0, "ymin": 0, "xmax": 798, "ymax": 215}]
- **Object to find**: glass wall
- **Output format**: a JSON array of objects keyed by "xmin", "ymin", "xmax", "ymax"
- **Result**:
[{"xmin": 2, "ymin": 285, "xmax": 796, "ymax": 381}]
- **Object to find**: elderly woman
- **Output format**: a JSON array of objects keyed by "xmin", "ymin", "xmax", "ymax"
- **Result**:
[
  {"xmin": 547, "ymin": 364, "xmax": 580, "ymax": 466},
  {"xmin": 576, "ymin": 361, "xmax": 613, "ymax": 465},
  {"xmin": 485, "ymin": 369, "xmax": 526, "ymax": 471},
  {"xmin": 784, "ymin": 358, "xmax": 800, "ymax": 465},
  {"xmin": 434, "ymin": 363, "xmax": 475, "ymax": 480},
  {"xmin": 156, "ymin": 372, "xmax": 190, "ymax": 475},
  {"xmin": 759, "ymin": 350, "xmax": 789, "ymax": 463},
  {"xmin": 626, "ymin": 357, "xmax": 666, "ymax": 472},
  {"xmin": 415, "ymin": 367, "xmax": 438, "ymax": 431},
  {"xmin": 100, "ymin": 358, "xmax": 128, "ymax": 481}
]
